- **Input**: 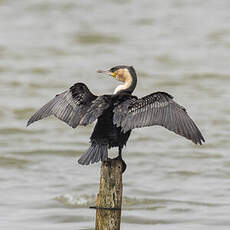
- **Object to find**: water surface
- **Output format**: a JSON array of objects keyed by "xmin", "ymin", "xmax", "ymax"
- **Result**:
[{"xmin": 0, "ymin": 0, "xmax": 230, "ymax": 229}]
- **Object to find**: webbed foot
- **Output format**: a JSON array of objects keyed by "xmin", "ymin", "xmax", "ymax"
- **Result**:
[{"xmin": 114, "ymin": 156, "xmax": 127, "ymax": 173}]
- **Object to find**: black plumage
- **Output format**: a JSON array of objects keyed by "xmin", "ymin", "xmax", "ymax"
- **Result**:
[{"xmin": 27, "ymin": 65, "xmax": 205, "ymax": 172}]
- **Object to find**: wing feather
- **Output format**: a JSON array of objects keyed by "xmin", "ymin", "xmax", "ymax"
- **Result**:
[
  {"xmin": 114, "ymin": 92, "xmax": 205, "ymax": 144},
  {"xmin": 27, "ymin": 83, "xmax": 110, "ymax": 128}
]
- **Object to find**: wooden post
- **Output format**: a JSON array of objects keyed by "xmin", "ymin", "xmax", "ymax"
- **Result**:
[{"xmin": 94, "ymin": 159, "xmax": 123, "ymax": 230}]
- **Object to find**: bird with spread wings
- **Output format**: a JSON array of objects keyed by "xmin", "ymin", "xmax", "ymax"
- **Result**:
[{"xmin": 27, "ymin": 65, "xmax": 204, "ymax": 172}]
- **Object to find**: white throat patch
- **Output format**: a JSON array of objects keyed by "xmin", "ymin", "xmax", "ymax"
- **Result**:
[{"xmin": 113, "ymin": 69, "xmax": 133, "ymax": 94}]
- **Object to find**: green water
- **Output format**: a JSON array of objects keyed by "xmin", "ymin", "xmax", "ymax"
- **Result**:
[{"xmin": 0, "ymin": 0, "xmax": 230, "ymax": 229}]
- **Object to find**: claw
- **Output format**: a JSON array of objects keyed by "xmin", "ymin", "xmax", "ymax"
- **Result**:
[
  {"xmin": 114, "ymin": 155, "xmax": 127, "ymax": 173},
  {"xmin": 103, "ymin": 156, "xmax": 127, "ymax": 173}
]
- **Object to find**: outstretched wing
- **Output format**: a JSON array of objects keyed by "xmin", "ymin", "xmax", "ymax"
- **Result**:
[
  {"xmin": 113, "ymin": 92, "xmax": 205, "ymax": 144},
  {"xmin": 27, "ymin": 83, "xmax": 110, "ymax": 128}
]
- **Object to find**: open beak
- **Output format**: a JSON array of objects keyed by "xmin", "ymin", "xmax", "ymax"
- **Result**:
[{"xmin": 97, "ymin": 70, "xmax": 116, "ymax": 78}]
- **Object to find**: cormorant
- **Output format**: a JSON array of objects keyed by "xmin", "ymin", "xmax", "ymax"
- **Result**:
[{"xmin": 27, "ymin": 65, "xmax": 205, "ymax": 172}]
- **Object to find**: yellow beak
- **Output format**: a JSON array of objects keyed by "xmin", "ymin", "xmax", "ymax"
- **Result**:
[{"xmin": 97, "ymin": 70, "xmax": 116, "ymax": 78}]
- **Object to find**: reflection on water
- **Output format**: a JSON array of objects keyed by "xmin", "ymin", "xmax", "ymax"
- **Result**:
[{"xmin": 1, "ymin": 0, "xmax": 230, "ymax": 229}]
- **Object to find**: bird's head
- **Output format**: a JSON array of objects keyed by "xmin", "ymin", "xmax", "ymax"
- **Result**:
[
  {"xmin": 97, "ymin": 65, "xmax": 137, "ymax": 94},
  {"xmin": 97, "ymin": 65, "xmax": 136, "ymax": 82}
]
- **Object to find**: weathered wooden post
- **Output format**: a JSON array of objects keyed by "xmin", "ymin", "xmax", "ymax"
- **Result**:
[{"xmin": 91, "ymin": 159, "xmax": 123, "ymax": 230}]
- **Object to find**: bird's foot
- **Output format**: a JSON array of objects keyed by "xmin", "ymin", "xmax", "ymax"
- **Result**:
[
  {"xmin": 103, "ymin": 157, "xmax": 113, "ymax": 167},
  {"xmin": 104, "ymin": 157, "xmax": 112, "ymax": 162},
  {"xmin": 103, "ymin": 156, "xmax": 126, "ymax": 173},
  {"xmin": 113, "ymin": 156, "xmax": 127, "ymax": 173}
]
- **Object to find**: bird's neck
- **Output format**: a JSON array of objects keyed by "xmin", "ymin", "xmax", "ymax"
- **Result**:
[
  {"xmin": 114, "ymin": 80, "xmax": 132, "ymax": 94},
  {"xmin": 113, "ymin": 68, "xmax": 137, "ymax": 94}
]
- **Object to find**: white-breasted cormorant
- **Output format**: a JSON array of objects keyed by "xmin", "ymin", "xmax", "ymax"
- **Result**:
[{"xmin": 27, "ymin": 65, "xmax": 205, "ymax": 172}]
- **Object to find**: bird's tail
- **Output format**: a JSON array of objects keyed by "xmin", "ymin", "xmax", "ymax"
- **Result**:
[{"xmin": 78, "ymin": 143, "xmax": 108, "ymax": 165}]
